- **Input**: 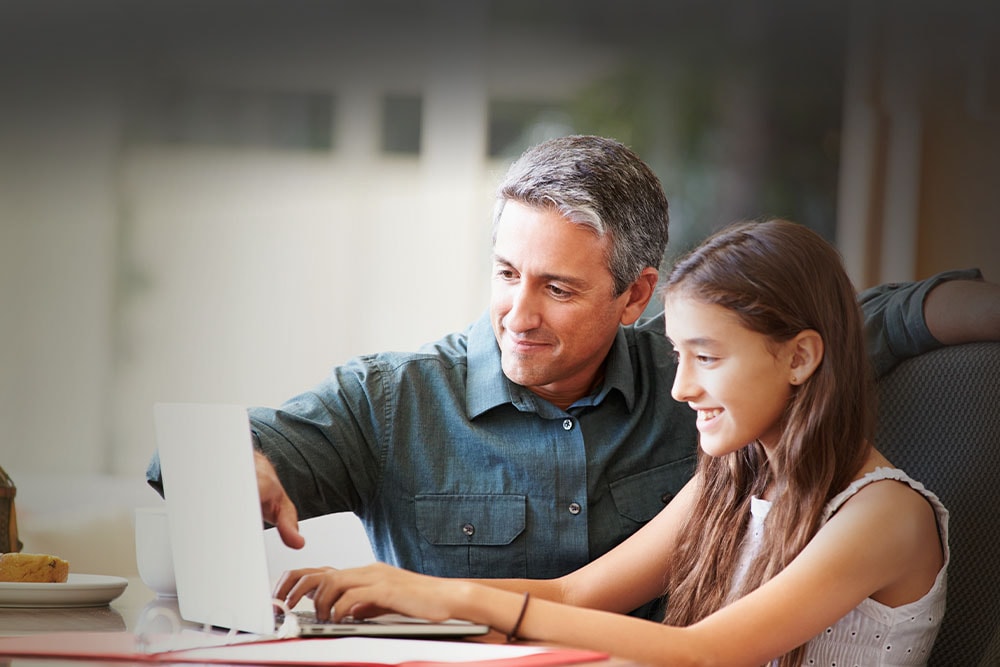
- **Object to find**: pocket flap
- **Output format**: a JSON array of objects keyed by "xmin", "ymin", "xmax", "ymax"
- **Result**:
[
  {"xmin": 610, "ymin": 456, "xmax": 696, "ymax": 523},
  {"xmin": 415, "ymin": 494, "xmax": 526, "ymax": 546}
]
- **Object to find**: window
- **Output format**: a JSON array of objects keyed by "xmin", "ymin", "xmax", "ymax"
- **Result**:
[
  {"xmin": 381, "ymin": 94, "xmax": 423, "ymax": 155},
  {"xmin": 126, "ymin": 83, "xmax": 334, "ymax": 151}
]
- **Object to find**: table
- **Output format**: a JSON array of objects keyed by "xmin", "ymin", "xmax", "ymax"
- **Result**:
[
  {"xmin": 0, "ymin": 578, "xmax": 641, "ymax": 667},
  {"xmin": 0, "ymin": 577, "xmax": 157, "ymax": 637}
]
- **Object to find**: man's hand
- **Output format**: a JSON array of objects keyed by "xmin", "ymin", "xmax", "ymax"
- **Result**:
[{"xmin": 254, "ymin": 450, "xmax": 306, "ymax": 549}]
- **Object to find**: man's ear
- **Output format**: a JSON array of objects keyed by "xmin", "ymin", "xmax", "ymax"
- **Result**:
[
  {"xmin": 620, "ymin": 267, "xmax": 659, "ymax": 325},
  {"xmin": 788, "ymin": 329, "xmax": 824, "ymax": 385}
]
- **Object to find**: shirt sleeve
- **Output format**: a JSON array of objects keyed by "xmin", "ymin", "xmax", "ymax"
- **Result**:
[
  {"xmin": 860, "ymin": 268, "xmax": 984, "ymax": 378},
  {"xmin": 144, "ymin": 362, "xmax": 384, "ymax": 515},
  {"xmin": 145, "ymin": 453, "xmax": 165, "ymax": 497},
  {"xmin": 247, "ymin": 357, "xmax": 386, "ymax": 521}
]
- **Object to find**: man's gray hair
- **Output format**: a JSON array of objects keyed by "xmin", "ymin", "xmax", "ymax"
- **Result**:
[{"xmin": 493, "ymin": 135, "xmax": 669, "ymax": 296}]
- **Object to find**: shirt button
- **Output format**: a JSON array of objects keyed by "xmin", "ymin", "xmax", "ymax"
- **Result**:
[
  {"xmin": 568, "ymin": 502, "xmax": 582, "ymax": 515},
  {"xmin": 562, "ymin": 419, "xmax": 574, "ymax": 430},
  {"xmin": 462, "ymin": 523, "xmax": 475, "ymax": 537}
]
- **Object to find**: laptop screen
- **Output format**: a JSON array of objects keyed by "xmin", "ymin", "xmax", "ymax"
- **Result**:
[
  {"xmin": 155, "ymin": 402, "xmax": 279, "ymax": 634},
  {"xmin": 153, "ymin": 402, "xmax": 490, "ymax": 639}
]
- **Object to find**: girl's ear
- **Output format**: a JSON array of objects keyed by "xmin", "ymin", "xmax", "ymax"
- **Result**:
[{"xmin": 788, "ymin": 329, "xmax": 824, "ymax": 385}]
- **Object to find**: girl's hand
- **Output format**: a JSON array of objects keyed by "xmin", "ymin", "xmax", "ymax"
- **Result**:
[{"xmin": 274, "ymin": 563, "xmax": 470, "ymax": 623}]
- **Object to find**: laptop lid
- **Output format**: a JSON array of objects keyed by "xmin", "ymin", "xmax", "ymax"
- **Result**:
[
  {"xmin": 153, "ymin": 402, "xmax": 489, "ymax": 638},
  {"xmin": 155, "ymin": 402, "xmax": 277, "ymax": 635}
]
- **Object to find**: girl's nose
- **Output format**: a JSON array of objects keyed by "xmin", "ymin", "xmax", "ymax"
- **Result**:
[{"xmin": 671, "ymin": 357, "xmax": 699, "ymax": 403}]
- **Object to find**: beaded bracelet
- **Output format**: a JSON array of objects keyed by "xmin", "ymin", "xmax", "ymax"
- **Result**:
[{"xmin": 506, "ymin": 592, "xmax": 531, "ymax": 643}]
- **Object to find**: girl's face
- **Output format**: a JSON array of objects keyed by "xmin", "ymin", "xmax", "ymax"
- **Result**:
[{"xmin": 664, "ymin": 294, "xmax": 797, "ymax": 458}]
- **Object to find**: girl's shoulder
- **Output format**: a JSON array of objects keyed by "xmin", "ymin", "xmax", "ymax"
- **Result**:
[
  {"xmin": 823, "ymin": 467, "xmax": 949, "ymax": 610},
  {"xmin": 825, "ymin": 448, "xmax": 943, "ymax": 518},
  {"xmin": 823, "ymin": 467, "xmax": 949, "ymax": 571},
  {"xmin": 825, "ymin": 466, "xmax": 944, "ymax": 520}
]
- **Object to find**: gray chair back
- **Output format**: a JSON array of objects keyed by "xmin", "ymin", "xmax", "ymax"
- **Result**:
[{"xmin": 874, "ymin": 341, "xmax": 1000, "ymax": 666}]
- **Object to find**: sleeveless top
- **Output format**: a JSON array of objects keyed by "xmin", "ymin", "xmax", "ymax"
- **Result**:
[{"xmin": 734, "ymin": 467, "xmax": 949, "ymax": 666}]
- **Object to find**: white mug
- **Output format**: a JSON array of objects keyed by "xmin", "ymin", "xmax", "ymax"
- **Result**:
[{"xmin": 134, "ymin": 506, "xmax": 177, "ymax": 597}]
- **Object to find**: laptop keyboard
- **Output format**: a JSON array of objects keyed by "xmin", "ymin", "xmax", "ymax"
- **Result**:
[{"xmin": 279, "ymin": 611, "xmax": 370, "ymax": 626}]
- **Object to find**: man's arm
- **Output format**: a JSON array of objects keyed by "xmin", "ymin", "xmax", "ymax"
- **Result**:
[
  {"xmin": 922, "ymin": 276, "xmax": 1000, "ymax": 344},
  {"xmin": 145, "ymin": 359, "xmax": 385, "ymax": 548},
  {"xmin": 145, "ymin": 441, "xmax": 307, "ymax": 548},
  {"xmin": 859, "ymin": 268, "xmax": 1000, "ymax": 378}
]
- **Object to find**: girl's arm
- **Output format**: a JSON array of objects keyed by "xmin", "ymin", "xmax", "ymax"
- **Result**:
[
  {"xmin": 467, "ymin": 474, "xmax": 701, "ymax": 613},
  {"xmin": 276, "ymin": 478, "xmax": 940, "ymax": 667},
  {"xmin": 275, "ymin": 477, "xmax": 701, "ymax": 617}
]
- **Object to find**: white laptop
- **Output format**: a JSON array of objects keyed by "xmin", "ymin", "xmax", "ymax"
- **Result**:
[{"xmin": 153, "ymin": 402, "xmax": 490, "ymax": 638}]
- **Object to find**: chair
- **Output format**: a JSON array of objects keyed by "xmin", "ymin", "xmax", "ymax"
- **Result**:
[{"xmin": 874, "ymin": 341, "xmax": 1000, "ymax": 667}]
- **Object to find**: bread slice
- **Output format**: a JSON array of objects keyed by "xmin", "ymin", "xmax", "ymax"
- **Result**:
[{"xmin": 0, "ymin": 552, "xmax": 70, "ymax": 583}]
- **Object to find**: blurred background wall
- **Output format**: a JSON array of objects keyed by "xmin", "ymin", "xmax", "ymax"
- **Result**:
[{"xmin": 0, "ymin": 0, "xmax": 997, "ymax": 572}]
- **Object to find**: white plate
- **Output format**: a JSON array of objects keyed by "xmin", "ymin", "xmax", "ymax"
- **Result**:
[{"xmin": 0, "ymin": 573, "xmax": 128, "ymax": 608}]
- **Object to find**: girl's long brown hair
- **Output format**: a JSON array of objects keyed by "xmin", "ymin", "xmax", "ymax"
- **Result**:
[{"xmin": 660, "ymin": 220, "xmax": 875, "ymax": 667}]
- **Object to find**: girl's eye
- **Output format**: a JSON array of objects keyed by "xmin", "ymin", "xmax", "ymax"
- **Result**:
[{"xmin": 696, "ymin": 355, "xmax": 717, "ymax": 365}]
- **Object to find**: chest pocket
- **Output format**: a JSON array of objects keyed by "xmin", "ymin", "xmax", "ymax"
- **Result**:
[
  {"xmin": 610, "ymin": 456, "xmax": 696, "ymax": 525},
  {"xmin": 414, "ymin": 494, "xmax": 526, "ymax": 577}
]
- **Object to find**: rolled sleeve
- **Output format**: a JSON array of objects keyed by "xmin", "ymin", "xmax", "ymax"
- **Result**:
[
  {"xmin": 248, "ymin": 363, "xmax": 385, "ymax": 520},
  {"xmin": 860, "ymin": 268, "xmax": 983, "ymax": 377}
]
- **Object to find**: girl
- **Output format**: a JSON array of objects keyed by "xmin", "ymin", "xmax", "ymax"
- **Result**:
[{"xmin": 275, "ymin": 220, "xmax": 948, "ymax": 667}]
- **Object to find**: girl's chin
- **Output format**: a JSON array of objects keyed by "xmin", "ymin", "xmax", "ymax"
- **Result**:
[{"xmin": 698, "ymin": 439, "xmax": 740, "ymax": 458}]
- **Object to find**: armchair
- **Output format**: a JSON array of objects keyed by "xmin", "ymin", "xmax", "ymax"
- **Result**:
[{"xmin": 874, "ymin": 341, "xmax": 1000, "ymax": 666}]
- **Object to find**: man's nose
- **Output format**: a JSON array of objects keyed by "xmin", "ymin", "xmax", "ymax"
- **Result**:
[{"xmin": 503, "ymin": 287, "xmax": 542, "ymax": 333}]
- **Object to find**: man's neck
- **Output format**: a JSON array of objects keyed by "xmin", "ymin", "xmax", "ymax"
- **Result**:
[{"xmin": 529, "ymin": 368, "xmax": 607, "ymax": 411}]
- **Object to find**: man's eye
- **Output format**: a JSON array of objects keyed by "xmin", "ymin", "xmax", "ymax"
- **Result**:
[{"xmin": 547, "ymin": 285, "xmax": 572, "ymax": 298}]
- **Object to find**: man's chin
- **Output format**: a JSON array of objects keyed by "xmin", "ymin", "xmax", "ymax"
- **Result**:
[{"xmin": 501, "ymin": 362, "xmax": 551, "ymax": 389}]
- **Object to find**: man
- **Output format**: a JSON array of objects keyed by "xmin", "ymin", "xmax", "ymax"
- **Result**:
[{"xmin": 147, "ymin": 135, "xmax": 997, "ymax": 586}]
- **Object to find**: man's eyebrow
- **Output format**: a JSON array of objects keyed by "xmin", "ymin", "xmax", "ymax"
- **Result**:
[
  {"xmin": 491, "ymin": 253, "xmax": 592, "ymax": 290},
  {"xmin": 492, "ymin": 252, "xmax": 513, "ymax": 267}
]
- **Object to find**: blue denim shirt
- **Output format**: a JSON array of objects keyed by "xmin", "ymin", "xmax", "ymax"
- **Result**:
[
  {"xmin": 248, "ymin": 312, "xmax": 698, "ymax": 579},
  {"xmin": 146, "ymin": 268, "xmax": 981, "ymax": 581}
]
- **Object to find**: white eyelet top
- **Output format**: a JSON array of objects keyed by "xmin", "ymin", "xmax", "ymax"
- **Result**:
[{"xmin": 739, "ymin": 467, "xmax": 949, "ymax": 666}]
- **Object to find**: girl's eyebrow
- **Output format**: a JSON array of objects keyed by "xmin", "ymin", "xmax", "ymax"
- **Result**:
[{"xmin": 670, "ymin": 336, "xmax": 726, "ymax": 353}]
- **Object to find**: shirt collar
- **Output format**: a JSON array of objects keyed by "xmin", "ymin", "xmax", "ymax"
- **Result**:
[
  {"xmin": 466, "ymin": 312, "xmax": 638, "ymax": 418},
  {"xmin": 466, "ymin": 312, "xmax": 515, "ymax": 418},
  {"xmin": 590, "ymin": 328, "xmax": 637, "ymax": 411}
]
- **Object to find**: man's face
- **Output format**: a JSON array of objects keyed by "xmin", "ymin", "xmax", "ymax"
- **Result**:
[{"xmin": 490, "ymin": 201, "xmax": 635, "ymax": 409}]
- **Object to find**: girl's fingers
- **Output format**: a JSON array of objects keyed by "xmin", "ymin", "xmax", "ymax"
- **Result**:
[
  {"xmin": 274, "ymin": 566, "xmax": 332, "ymax": 600},
  {"xmin": 276, "ymin": 564, "xmax": 443, "ymax": 623}
]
